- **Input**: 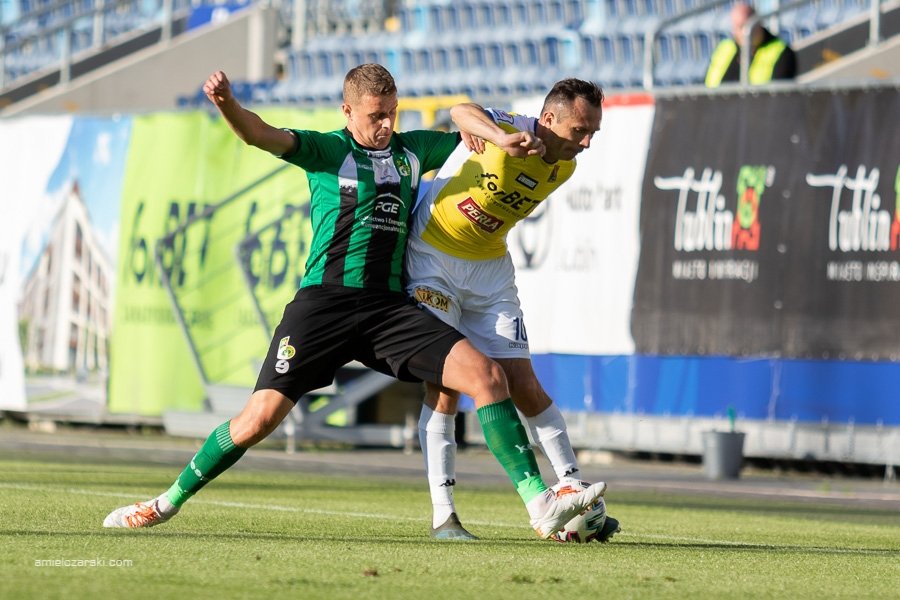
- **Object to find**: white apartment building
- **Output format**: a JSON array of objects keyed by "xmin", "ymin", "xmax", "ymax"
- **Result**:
[{"xmin": 19, "ymin": 181, "xmax": 113, "ymax": 374}]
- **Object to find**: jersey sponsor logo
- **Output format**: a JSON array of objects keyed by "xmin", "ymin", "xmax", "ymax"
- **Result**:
[
  {"xmin": 368, "ymin": 193, "xmax": 406, "ymax": 232},
  {"xmin": 275, "ymin": 359, "xmax": 289, "ymax": 374},
  {"xmin": 375, "ymin": 200, "xmax": 400, "ymax": 214},
  {"xmin": 478, "ymin": 172, "xmax": 540, "ymax": 215},
  {"xmin": 457, "ymin": 197, "xmax": 504, "ymax": 233},
  {"xmin": 414, "ymin": 286, "xmax": 450, "ymax": 312},
  {"xmin": 516, "ymin": 173, "xmax": 539, "ymax": 190},
  {"xmin": 374, "ymin": 192, "xmax": 406, "ymax": 211}
]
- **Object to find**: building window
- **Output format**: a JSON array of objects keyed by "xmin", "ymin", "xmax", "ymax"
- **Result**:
[
  {"xmin": 75, "ymin": 223, "xmax": 84, "ymax": 262},
  {"xmin": 72, "ymin": 274, "xmax": 81, "ymax": 313},
  {"xmin": 69, "ymin": 323, "xmax": 79, "ymax": 371}
]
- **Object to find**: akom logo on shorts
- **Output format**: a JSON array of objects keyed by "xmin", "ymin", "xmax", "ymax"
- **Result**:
[
  {"xmin": 275, "ymin": 336, "xmax": 295, "ymax": 374},
  {"xmin": 414, "ymin": 286, "xmax": 450, "ymax": 312}
]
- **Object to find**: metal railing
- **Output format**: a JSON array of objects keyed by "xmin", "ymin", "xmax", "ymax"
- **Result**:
[
  {"xmin": 643, "ymin": 0, "xmax": 887, "ymax": 89},
  {"xmin": 0, "ymin": 0, "xmax": 187, "ymax": 90},
  {"xmin": 642, "ymin": 0, "xmax": 732, "ymax": 89}
]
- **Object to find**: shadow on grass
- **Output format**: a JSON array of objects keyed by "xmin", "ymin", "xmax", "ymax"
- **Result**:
[
  {"xmin": 4, "ymin": 529, "xmax": 897, "ymax": 558},
  {"xmin": 0, "ymin": 528, "xmax": 545, "ymax": 548},
  {"xmin": 616, "ymin": 539, "xmax": 900, "ymax": 557},
  {"xmin": 612, "ymin": 492, "xmax": 900, "ymax": 522},
  {"xmin": 0, "ymin": 475, "xmax": 397, "ymax": 496}
]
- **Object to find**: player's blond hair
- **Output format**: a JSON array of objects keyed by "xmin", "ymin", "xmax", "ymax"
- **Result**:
[{"xmin": 343, "ymin": 63, "xmax": 397, "ymax": 104}]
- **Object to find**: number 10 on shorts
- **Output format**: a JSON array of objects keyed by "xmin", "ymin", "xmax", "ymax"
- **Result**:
[{"xmin": 512, "ymin": 317, "xmax": 528, "ymax": 342}]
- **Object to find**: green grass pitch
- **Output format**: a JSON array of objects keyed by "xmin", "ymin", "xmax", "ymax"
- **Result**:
[{"xmin": 1, "ymin": 455, "xmax": 898, "ymax": 599}]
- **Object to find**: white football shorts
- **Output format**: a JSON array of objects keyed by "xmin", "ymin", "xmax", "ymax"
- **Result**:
[{"xmin": 405, "ymin": 235, "xmax": 530, "ymax": 359}]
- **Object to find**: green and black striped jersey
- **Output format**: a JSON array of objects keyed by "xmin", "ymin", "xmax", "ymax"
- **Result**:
[{"xmin": 282, "ymin": 127, "xmax": 460, "ymax": 292}]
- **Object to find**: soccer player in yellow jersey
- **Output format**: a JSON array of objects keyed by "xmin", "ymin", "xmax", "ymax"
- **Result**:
[{"xmin": 407, "ymin": 79, "xmax": 620, "ymax": 541}]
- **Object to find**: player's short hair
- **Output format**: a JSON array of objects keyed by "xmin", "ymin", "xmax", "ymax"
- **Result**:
[
  {"xmin": 343, "ymin": 63, "xmax": 397, "ymax": 104},
  {"xmin": 541, "ymin": 79, "xmax": 604, "ymax": 116}
]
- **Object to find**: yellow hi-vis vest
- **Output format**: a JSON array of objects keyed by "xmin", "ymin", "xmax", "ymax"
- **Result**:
[{"xmin": 705, "ymin": 38, "xmax": 788, "ymax": 87}]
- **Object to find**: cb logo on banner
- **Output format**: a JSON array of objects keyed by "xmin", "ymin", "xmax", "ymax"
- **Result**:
[{"xmin": 510, "ymin": 202, "xmax": 552, "ymax": 270}]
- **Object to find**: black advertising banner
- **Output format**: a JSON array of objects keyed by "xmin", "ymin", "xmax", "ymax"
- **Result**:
[{"xmin": 632, "ymin": 87, "xmax": 900, "ymax": 360}]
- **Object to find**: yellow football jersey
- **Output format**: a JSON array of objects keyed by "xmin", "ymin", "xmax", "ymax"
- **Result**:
[{"xmin": 412, "ymin": 109, "xmax": 576, "ymax": 260}]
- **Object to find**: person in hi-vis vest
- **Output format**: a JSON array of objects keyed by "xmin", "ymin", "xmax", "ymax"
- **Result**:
[{"xmin": 705, "ymin": 2, "xmax": 796, "ymax": 87}]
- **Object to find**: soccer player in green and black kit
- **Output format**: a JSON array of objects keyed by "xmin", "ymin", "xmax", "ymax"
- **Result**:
[{"xmin": 103, "ymin": 64, "xmax": 605, "ymax": 539}]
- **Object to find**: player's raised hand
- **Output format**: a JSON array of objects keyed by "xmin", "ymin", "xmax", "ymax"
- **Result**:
[
  {"xmin": 461, "ymin": 131, "xmax": 486, "ymax": 154},
  {"xmin": 203, "ymin": 70, "xmax": 233, "ymax": 107},
  {"xmin": 200, "ymin": 70, "xmax": 291, "ymax": 155},
  {"xmin": 499, "ymin": 131, "xmax": 545, "ymax": 158}
]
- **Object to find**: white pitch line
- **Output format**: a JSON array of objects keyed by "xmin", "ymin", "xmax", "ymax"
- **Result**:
[
  {"xmin": 1, "ymin": 482, "xmax": 525, "ymax": 527},
  {"xmin": 1, "ymin": 483, "xmax": 896, "ymax": 555}
]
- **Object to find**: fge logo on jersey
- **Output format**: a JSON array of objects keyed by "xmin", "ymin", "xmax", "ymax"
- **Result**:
[
  {"xmin": 376, "ymin": 200, "xmax": 399, "ymax": 214},
  {"xmin": 374, "ymin": 192, "xmax": 404, "ymax": 216}
]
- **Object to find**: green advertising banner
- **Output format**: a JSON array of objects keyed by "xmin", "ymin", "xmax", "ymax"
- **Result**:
[{"xmin": 109, "ymin": 108, "xmax": 344, "ymax": 415}]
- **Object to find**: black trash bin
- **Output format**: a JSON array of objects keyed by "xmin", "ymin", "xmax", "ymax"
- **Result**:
[{"xmin": 702, "ymin": 430, "xmax": 746, "ymax": 480}]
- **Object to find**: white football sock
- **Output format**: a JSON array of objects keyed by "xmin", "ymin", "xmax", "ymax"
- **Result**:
[
  {"xmin": 526, "ymin": 404, "xmax": 580, "ymax": 481},
  {"xmin": 418, "ymin": 404, "xmax": 457, "ymax": 528}
]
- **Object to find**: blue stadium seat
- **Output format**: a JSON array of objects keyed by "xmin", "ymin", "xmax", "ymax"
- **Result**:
[
  {"xmin": 547, "ymin": 32, "xmax": 581, "ymax": 70},
  {"xmin": 485, "ymin": 40, "xmax": 505, "ymax": 68},
  {"xmin": 510, "ymin": 0, "xmax": 530, "ymax": 25},
  {"xmin": 458, "ymin": 1, "xmax": 478, "ymax": 29},
  {"xmin": 493, "ymin": 2, "xmax": 512, "ymax": 26},
  {"xmin": 467, "ymin": 41, "xmax": 487, "ymax": 70},
  {"xmin": 432, "ymin": 45, "xmax": 452, "ymax": 71},
  {"xmin": 521, "ymin": 37, "xmax": 542, "ymax": 66},
  {"xmin": 656, "ymin": 32, "xmax": 674, "ymax": 63}
]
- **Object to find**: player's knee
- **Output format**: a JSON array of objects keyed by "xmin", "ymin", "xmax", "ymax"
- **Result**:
[
  {"xmin": 476, "ymin": 358, "xmax": 509, "ymax": 401},
  {"xmin": 510, "ymin": 376, "xmax": 544, "ymax": 406}
]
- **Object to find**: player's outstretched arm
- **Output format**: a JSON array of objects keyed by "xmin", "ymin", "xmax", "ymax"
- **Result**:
[
  {"xmin": 450, "ymin": 102, "xmax": 544, "ymax": 158},
  {"xmin": 203, "ymin": 70, "xmax": 295, "ymax": 156}
]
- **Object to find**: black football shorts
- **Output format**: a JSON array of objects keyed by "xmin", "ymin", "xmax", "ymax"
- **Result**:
[{"xmin": 253, "ymin": 285, "xmax": 465, "ymax": 401}]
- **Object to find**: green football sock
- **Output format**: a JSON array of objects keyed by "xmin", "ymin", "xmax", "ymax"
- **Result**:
[
  {"xmin": 477, "ymin": 398, "xmax": 547, "ymax": 504},
  {"xmin": 165, "ymin": 421, "xmax": 246, "ymax": 507}
]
